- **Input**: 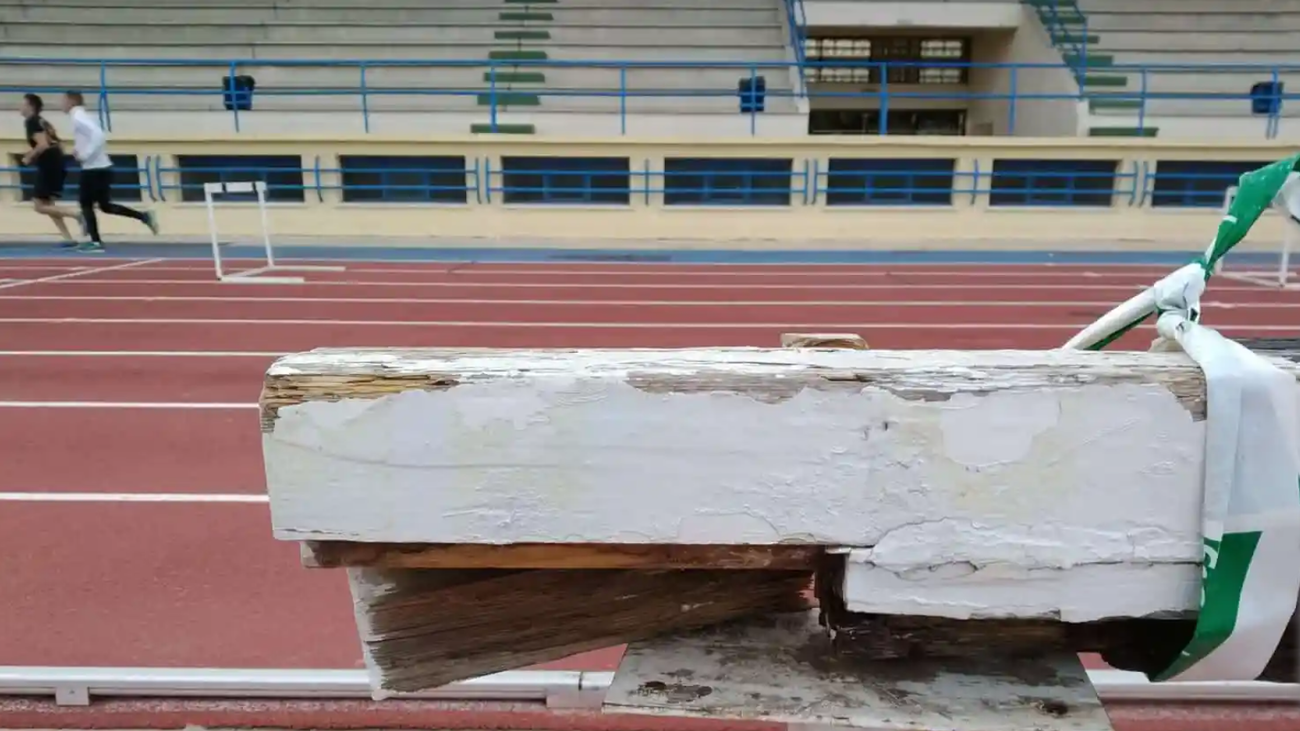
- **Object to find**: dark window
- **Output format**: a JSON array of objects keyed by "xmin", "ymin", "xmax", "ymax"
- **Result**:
[
  {"xmin": 174, "ymin": 154, "xmax": 304, "ymax": 203},
  {"xmin": 990, "ymin": 159, "xmax": 1117, "ymax": 207},
  {"xmin": 340, "ymin": 155, "xmax": 468, "ymax": 203},
  {"xmin": 1151, "ymin": 160, "xmax": 1265, "ymax": 208},
  {"xmin": 500, "ymin": 156, "xmax": 630, "ymax": 205},
  {"xmin": 663, "ymin": 158, "xmax": 793, "ymax": 206},
  {"xmin": 803, "ymin": 35, "xmax": 970, "ymax": 84},
  {"xmin": 826, "ymin": 158, "xmax": 955, "ymax": 206},
  {"xmin": 809, "ymin": 110, "xmax": 966, "ymax": 136},
  {"xmin": 12, "ymin": 154, "xmax": 143, "ymax": 203}
]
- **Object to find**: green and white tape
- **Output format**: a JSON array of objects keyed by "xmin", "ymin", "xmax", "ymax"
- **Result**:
[{"xmin": 1063, "ymin": 155, "xmax": 1300, "ymax": 682}]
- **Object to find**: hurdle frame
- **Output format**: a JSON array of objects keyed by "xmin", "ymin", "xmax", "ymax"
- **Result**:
[
  {"xmin": 204, "ymin": 181, "xmax": 345, "ymax": 284},
  {"xmin": 1214, "ymin": 185, "xmax": 1297, "ymax": 289}
]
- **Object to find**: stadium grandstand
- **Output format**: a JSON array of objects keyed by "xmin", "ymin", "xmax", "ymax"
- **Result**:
[{"xmin": 0, "ymin": 1, "xmax": 1297, "ymax": 726}]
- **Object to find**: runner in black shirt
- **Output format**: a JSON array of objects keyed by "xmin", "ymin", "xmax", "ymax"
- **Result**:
[{"xmin": 20, "ymin": 93, "xmax": 82, "ymax": 245}]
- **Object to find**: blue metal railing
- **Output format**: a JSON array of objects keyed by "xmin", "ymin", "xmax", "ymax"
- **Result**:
[
  {"xmin": 1030, "ymin": 0, "xmax": 1089, "ymax": 87},
  {"xmin": 2, "ymin": 57, "xmax": 1297, "ymax": 137},
  {"xmin": 38, "ymin": 157, "xmax": 1261, "ymax": 210},
  {"xmin": 782, "ymin": 0, "xmax": 809, "ymax": 99},
  {"xmin": 1, "ymin": 156, "xmax": 154, "ymax": 203}
]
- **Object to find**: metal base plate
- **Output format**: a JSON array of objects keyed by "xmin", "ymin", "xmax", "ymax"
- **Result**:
[{"xmin": 604, "ymin": 612, "xmax": 1113, "ymax": 731}]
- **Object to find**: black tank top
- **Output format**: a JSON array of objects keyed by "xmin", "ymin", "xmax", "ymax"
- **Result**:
[{"xmin": 25, "ymin": 114, "xmax": 64, "ymax": 164}]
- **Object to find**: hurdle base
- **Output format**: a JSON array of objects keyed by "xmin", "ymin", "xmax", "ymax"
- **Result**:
[
  {"xmin": 220, "ymin": 264, "xmax": 348, "ymax": 285},
  {"xmin": 1218, "ymin": 270, "xmax": 1300, "ymax": 290}
]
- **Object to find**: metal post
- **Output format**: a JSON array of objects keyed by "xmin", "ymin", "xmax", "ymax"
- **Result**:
[
  {"xmin": 1008, "ymin": 65, "xmax": 1018, "ymax": 135},
  {"xmin": 619, "ymin": 66, "xmax": 627, "ymax": 136},
  {"xmin": 879, "ymin": 62, "xmax": 889, "ymax": 135},
  {"xmin": 204, "ymin": 183, "xmax": 225, "ymax": 281},
  {"xmin": 359, "ymin": 63, "xmax": 370, "ymax": 134},
  {"xmin": 257, "ymin": 182, "xmax": 274, "ymax": 268},
  {"xmin": 749, "ymin": 65, "xmax": 757, "ymax": 136},
  {"xmin": 488, "ymin": 62, "xmax": 498, "ymax": 132}
]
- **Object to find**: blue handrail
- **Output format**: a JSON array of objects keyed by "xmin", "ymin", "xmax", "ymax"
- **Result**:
[
  {"xmin": 2, "ymin": 56, "xmax": 1294, "ymax": 138},
  {"xmin": 1032, "ymin": 0, "xmax": 1089, "ymax": 86},
  {"xmin": 783, "ymin": 0, "xmax": 809, "ymax": 99}
]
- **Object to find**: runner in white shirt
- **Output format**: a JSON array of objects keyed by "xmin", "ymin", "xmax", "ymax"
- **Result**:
[{"xmin": 62, "ymin": 91, "xmax": 158, "ymax": 253}]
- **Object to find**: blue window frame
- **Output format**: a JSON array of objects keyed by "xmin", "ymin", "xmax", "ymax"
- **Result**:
[
  {"xmin": 990, "ymin": 159, "xmax": 1118, "ymax": 207},
  {"xmin": 825, "ymin": 158, "xmax": 956, "ymax": 206},
  {"xmin": 340, "ymin": 155, "xmax": 469, "ymax": 203},
  {"xmin": 500, "ymin": 156, "xmax": 630, "ymax": 205},
  {"xmin": 663, "ymin": 158, "xmax": 793, "ymax": 206},
  {"xmin": 10, "ymin": 154, "xmax": 143, "ymax": 203},
  {"xmin": 175, "ymin": 154, "xmax": 305, "ymax": 203},
  {"xmin": 1150, "ymin": 160, "xmax": 1265, "ymax": 208}
]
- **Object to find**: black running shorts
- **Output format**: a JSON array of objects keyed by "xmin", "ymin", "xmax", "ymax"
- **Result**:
[{"xmin": 32, "ymin": 159, "xmax": 66, "ymax": 201}]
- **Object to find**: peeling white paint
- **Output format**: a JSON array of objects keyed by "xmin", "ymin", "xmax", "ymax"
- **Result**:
[{"xmin": 258, "ymin": 348, "xmax": 1248, "ymax": 619}]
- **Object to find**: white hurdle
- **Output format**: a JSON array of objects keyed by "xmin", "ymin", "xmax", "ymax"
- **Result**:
[
  {"xmin": 1214, "ymin": 185, "xmax": 1297, "ymax": 290},
  {"xmin": 204, "ymin": 181, "xmax": 345, "ymax": 284}
]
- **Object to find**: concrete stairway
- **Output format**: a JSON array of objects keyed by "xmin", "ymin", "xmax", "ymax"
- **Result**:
[
  {"xmin": 1070, "ymin": 0, "xmax": 1300, "ymax": 139},
  {"xmin": 0, "ymin": 0, "xmax": 802, "ymax": 136}
]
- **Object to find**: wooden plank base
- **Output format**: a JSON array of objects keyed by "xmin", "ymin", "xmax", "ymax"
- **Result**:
[
  {"xmin": 306, "ymin": 541, "xmax": 824, "ymax": 570},
  {"xmin": 606, "ymin": 611, "xmax": 1113, "ymax": 731},
  {"xmin": 352, "ymin": 567, "xmax": 811, "ymax": 695}
]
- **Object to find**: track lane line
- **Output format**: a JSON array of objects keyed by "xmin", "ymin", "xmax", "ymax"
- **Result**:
[
  {"xmin": 0, "ymin": 317, "xmax": 1294, "ymax": 330},
  {"xmin": 1, "ymin": 294, "xmax": 1295, "ymax": 308},
  {"xmin": 0, "ymin": 350, "xmax": 285, "ymax": 357},
  {"xmin": 0, "ymin": 258, "xmax": 163, "ymax": 291},
  {"xmin": 0, "ymin": 492, "xmax": 267, "ymax": 502},
  {"xmin": 0, "ymin": 401, "xmax": 257, "ymax": 409}
]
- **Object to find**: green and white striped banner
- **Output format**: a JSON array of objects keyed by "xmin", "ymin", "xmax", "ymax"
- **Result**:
[{"xmin": 1063, "ymin": 154, "xmax": 1300, "ymax": 682}]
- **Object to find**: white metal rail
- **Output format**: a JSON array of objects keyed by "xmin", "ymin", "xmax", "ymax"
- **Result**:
[{"xmin": 0, "ymin": 667, "xmax": 1294, "ymax": 708}]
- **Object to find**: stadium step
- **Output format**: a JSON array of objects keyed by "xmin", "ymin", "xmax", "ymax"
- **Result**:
[
  {"xmin": 495, "ymin": 30, "xmax": 551, "ymax": 40},
  {"xmin": 1052, "ymin": 33, "xmax": 1100, "ymax": 45},
  {"xmin": 1088, "ymin": 126, "xmax": 1159, "ymax": 137},
  {"xmin": 485, "ymin": 71, "xmax": 547, "ymax": 83},
  {"xmin": 1064, "ymin": 53, "xmax": 1113, "ymax": 67},
  {"xmin": 489, "ymin": 49, "xmax": 549, "ymax": 61},
  {"xmin": 477, "ymin": 91, "xmax": 542, "ymax": 106},
  {"xmin": 1088, "ymin": 96, "xmax": 1142, "ymax": 111},
  {"xmin": 470, "ymin": 122, "xmax": 537, "ymax": 134},
  {"xmin": 500, "ymin": 11, "xmax": 553, "ymax": 21},
  {"xmin": 1035, "ymin": 9, "xmax": 1085, "ymax": 24},
  {"xmin": 1080, "ymin": 74, "xmax": 1128, "ymax": 87}
]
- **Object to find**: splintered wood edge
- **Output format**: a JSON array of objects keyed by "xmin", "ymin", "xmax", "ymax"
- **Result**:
[
  {"xmin": 302, "ymin": 541, "xmax": 827, "ymax": 570},
  {"xmin": 780, "ymin": 332, "xmax": 869, "ymax": 349},
  {"xmin": 257, "ymin": 348, "xmax": 1300, "ymax": 432}
]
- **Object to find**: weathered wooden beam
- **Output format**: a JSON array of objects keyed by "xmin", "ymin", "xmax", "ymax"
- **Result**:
[
  {"xmin": 262, "ymin": 347, "xmax": 1300, "ymax": 622},
  {"xmin": 815, "ymin": 559, "xmax": 1299, "ymax": 683},
  {"xmin": 304, "ymin": 540, "xmax": 824, "ymax": 570},
  {"xmin": 350, "ymin": 566, "xmax": 812, "ymax": 695}
]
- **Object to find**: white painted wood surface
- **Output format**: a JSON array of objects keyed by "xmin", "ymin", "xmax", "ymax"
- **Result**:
[
  {"xmin": 605, "ymin": 611, "xmax": 1113, "ymax": 731},
  {"xmin": 261, "ymin": 347, "xmax": 1300, "ymax": 620}
]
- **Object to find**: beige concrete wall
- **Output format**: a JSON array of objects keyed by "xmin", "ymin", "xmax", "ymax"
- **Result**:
[
  {"xmin": 803, "ymin": 1, "xmax": 1021, "ymax": 29},
  {"xmin": 0, "ymin": 133, "xmax": 1290, "ymax": 249},
  {"xmin": 968, "ymin": 7, "xmax": 1079, "ymax": 136}
]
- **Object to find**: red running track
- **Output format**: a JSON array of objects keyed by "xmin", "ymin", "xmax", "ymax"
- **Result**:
[{"xmin": 0, "ymin": 257, "xmax": 1296, "ymax": 729}]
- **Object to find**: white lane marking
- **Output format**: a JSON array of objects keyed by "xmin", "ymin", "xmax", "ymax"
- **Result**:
[
  {"xmin": 0, "ymin": 400, "xmax": 256, "ymax": 409},
  {"xmin": 0, "ymin": 492, "xmax": 268, "ymax": 503},
  {"xmin": 0, "ymin": 294, "xmax": 1293, "ymax": 308},
  {"xmin": 22, "ymin": 261, "xmax": 1271, "ymax": 276},
  {"xmin": 0, "ymin": 350, "xmax": 284, "ymax": 357},
  {"xmin": 19, "ymin": 278, "xmax": 1223, "ymax": 292},
  {"xmin": 0, "ymin": 317, "xmax": 1293, "ymax": 330},
  {"xmin": 0, "ymin": 258, "xmax": 162, "ymax": 291}
]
